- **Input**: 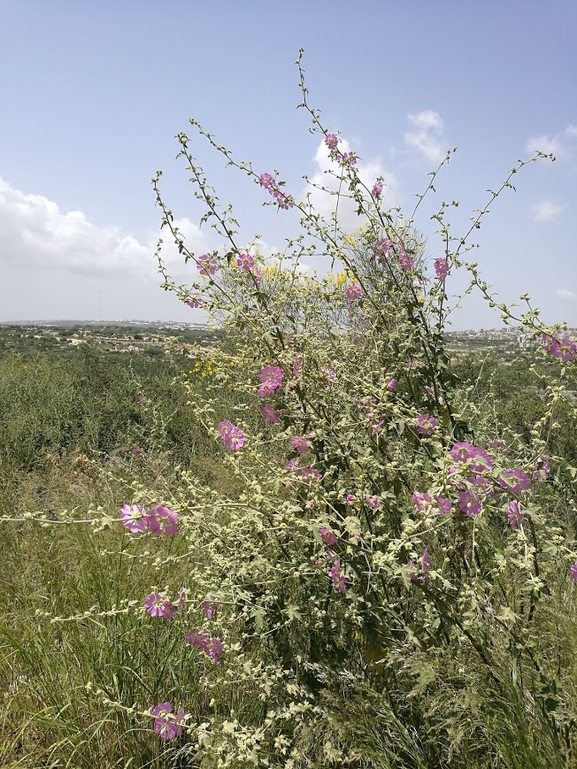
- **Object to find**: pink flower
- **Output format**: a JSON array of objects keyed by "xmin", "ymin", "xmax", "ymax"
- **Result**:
[
  {"xmin": 372, "ymin": 180, "xmax": 384, "ymax": 198},
  {"xmin": 434, "ymin": 257, "xmax": 449, "ymax": 282},
  {"xmin": 341, "ymin": 151, "xmax": 357, "ymax": 167},
  {"xmin": 449, "ymin": 442, "xmax": 493, "ymax": 472},
  {"xmin": 197, "ymin": 254, "xmax": 217, "ymax": 277},
  {"xmin": 412, "ymin": 491, "xmax": 432, "ymax": 513},
  {"xmin": 325, "ymin": 133, "xmax": 338, "ymax": 151},
  {"xmin": 345, "ymin": 493, "xmax": 355, "ymax": 505},
  {"xmin": 145, "ymin": 594, "xmax": 176, "ymax": 619},
  {"xmin": 434, "ymin": 495, "xmax": 452, "ymax": 515},
  {"xmin": 301, "ymin": 466, "xmax": 322, "ymax": 483},
  {"xmin": 507, "ymin": 500, "xmax": 524, "ymax": 529},
  {"xmin": 185, "ymin": 628, "xmax": 223, "ymax": 663},
  {"xmin": 202, "ymin": 600, "xmax": 217, "ymax": 619},
  {"xmin": 376, "ymin": 238, "xmax": 392, "ymax": 258},
  {"xmin": 236, "ymin": 252, "xmax": 254, "ymax": 271},
  {"xmin": 371, "ymin": 420, "xmax": 384, "ymax": 436},
  {"xmin": 272, "ymin": 190, "xmax": 295, "ymax": 209},
  {"xmin": 151, "ymin": 702, "xmax": 185, "ymax": 741},
  {"xmin": 366, "ymin": 495, "xmax": 381, "ymax": 509},
  {"xmin": 468, "ymin": 474, "xmax": 493, "ymax": 495},
  {"xmin": 542, "ymin": 334, "xmax": 577, "ymax": 363},
  {"xmin": 185, "ymin": 293, "xmax": 203, "ymax": 308},
  {"xmin": 421, "ymin": 547, "xmax": 430, "ymax": 577},
  {"xmin": 285, "ymin": 459, "xmax": 321, "ymax": 484},
  {"xmin": 345, "ymin": 283, "xmax": 362, "ymax": 300},
  {"xmin": 498, "ymin": 469, "xmax": 531, "ymax": 495},
  {"xmin": 258, "ymin": 173, "xmax": 294, "ymax": 209},
  {"xmin": 329, "ymin": 560, "xmax": 346, "ymax": 593},
  {"xmin": 386, "ymin": 378, "xmax": 396, "ymax": 391},
  {"xmin": 204, "ymin": 637, "xmax": 224, "ymax": 663},
  {"xmin": 257, "ymin": 365, "xmax": 283, "ymax": 396},
  {"xmin": 398, "ymin": 250, "xmax": 414, "ymax": 271},
  {"xmin": 320, "ymin": 527, "xmax": 338, "ymax": 545},
  {"xmin": 290, "ymin": 434, "xmax": 310, "ymax": 452},
  {"xmin": 416, "ymin": 413, "xmax": 438, "ymax": 436},
  {"xmin": 185, "ymin": 627, "xmax": 209, "ymax": 647},
  {"xmin": 262, "ymin": 404, "xmax": 279, "ymax": 423},
  {"xmin": 120, "ymin": 504, "xmax": 149, "ymax": 534},
  {"xmin": 570, "ymin": 561, "xmax": 577, "ymax": 581},
  {"xmin": 458, "ymin": 491, "xmax": 482, "ymax": 517},
  {"xmin": 148, "ymin": 505, "xmax": 179, "ymax": 536},
  {"xmin": 177, "ymin": 587, "xmax": 186, "ymax": 611},
  {"xmin": 218, "ymin": 420, "xmax": 246, "ymax": 450},
  {"xmin": 259, "ymin": 172, "xmax": 275, "ymax": 190}
]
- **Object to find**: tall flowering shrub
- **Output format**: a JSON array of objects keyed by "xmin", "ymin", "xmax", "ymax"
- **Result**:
[
  {"xmin": 18, "ymin": 53, "xmax": 577, "ymax": 767},
  {"xmin": 140, "ymin": 54, "xmax": 577, "ymax": 766}
]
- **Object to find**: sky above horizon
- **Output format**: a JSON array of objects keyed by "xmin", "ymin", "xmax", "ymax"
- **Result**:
[{"xmin": 1, "ymin": 0, "xmax": 576, "ymax": 330}]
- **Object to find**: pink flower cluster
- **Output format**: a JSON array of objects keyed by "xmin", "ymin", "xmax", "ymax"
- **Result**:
[
  {"xmin": 120, "ymin": 504, "xmax": 179, "ymax": 535},
  {"xmin": 185, "ymin": 628, "xmax": 224, "ymax": 664},
  {"xmin": 257, "ymin": 365, "xmax": 283, "ymax": 396},
  {"xmin": 258, "ymin": 172, "xmax": 295, "ymax": 209},
  {"xmin": 324, "ymin": 133, "xmax": 357, "ymax": 167},
  {"xmin": 542, "ymin": 334, "xmax": 577, "ymax": 363},
  {"xmin": 151, "ymin": 702, "xmax": 185, "ymax": 741},
  {"xmin": 218, "ymin": 420, "xmax": 246, "ymax": 450},
  {"xmin": 372, "ymin": 180, "xmax": 384, "ymax": 198}
]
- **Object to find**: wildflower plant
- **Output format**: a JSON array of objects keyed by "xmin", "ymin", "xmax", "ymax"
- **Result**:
[
  {"xmin": 5, "ymin": 51, "xmax": 577, "ymax": 767},
  {"xmin": 143, "ymin": 52, "xmax": 577, "ymax": 766}
]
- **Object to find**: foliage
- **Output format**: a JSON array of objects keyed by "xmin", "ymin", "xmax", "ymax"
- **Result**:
[{"xmin": 2, "ymin": 52, "xmax": 577, "ymax": 767}]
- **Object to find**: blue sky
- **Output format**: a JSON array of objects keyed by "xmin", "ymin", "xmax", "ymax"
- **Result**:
[{"xmin": 0, "ymin": 0, "xmax": 575, "ymax": 329}]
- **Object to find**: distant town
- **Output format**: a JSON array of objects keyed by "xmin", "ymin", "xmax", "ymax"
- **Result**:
[{"xmin": 0, "ymin": 321, "xmax": 575, "ymax": 359}]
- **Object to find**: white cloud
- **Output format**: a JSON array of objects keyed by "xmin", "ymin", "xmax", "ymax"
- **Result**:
[
  {"xmin": 524, "ymin": 125, "xmax": 577, "ymax": 160},
  {"xmin": 557, "ymin": 289, "xmax": 576, "ymax": 300},
  {"xmin": 530, "ymin": 198, "xmax": 567, "ymax": 223},
  {"xmin": 302, "ymin": 137, "xmax": 399, "ymax": 230},
  {"xmin": 0, "ymin": 177, "xmax": 213, "ymax": 280},
  {"xmin": 404, "ymin": 110, "xmax": 446, "ymax": 165}
]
